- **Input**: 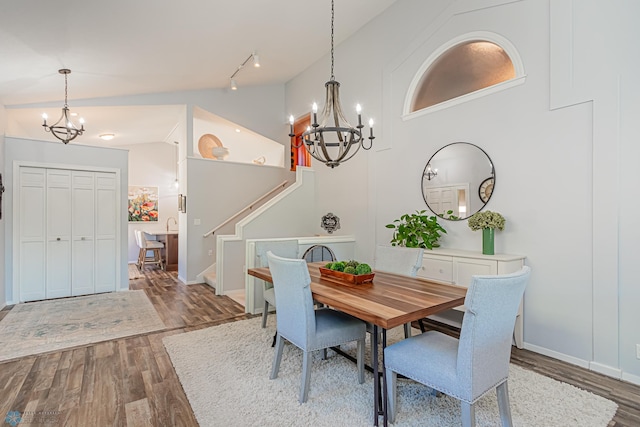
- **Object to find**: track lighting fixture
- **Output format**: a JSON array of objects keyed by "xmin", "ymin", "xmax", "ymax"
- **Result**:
[{"xmin": 228, "ymin": 52, "xmax": 260, "ymax": 91}]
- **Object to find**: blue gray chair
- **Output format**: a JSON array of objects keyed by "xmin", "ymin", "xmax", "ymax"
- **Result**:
[
  {"xmin": 255, "ymin": 240, "xmax": 299, "ymax": 328},
  {"xmin": 266, "ymin": 251, "xmax": 366, "ymax": 403},
  {"xmin": 384, "ymin": 266, "xmax": 531, "ymax": 426},
  {"xmin": 374, "ymin": 244, "xmax": 424, "ymax": 338},
  {"xmin": 374, "ymin": 244, "xmax": 424, "ymax": 278}
]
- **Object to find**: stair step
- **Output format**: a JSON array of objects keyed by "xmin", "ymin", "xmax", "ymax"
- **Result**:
[{"xmin": 203, "ymin": 271, "xmax": 217, "ymax": 287}]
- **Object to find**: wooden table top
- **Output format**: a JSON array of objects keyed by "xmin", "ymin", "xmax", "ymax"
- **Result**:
[{"xmin": 247, "ymin": 262, "xmax": 467, "ymax": 330}]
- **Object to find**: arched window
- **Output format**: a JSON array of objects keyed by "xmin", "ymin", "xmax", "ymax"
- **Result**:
[{"xmin": 405, "ymin": 33, "xmax": 525, "ymax": 117}]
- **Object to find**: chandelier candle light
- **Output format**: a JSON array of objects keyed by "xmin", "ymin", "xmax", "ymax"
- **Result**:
[
  {"xmin": 289, "ymin": 0, "xmax": 374, "ymax": 168},
  {"xmin": 424, "ymin": 163, "xmax": 438, "ymax": 180},
  {"xmin": 42, "ymin": 69, "xmax": 85, "ymax": 144}
]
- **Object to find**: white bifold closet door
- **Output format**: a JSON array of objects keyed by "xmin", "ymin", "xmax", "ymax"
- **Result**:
[
  {"xmin": 18, "ymin": 166, "xmax": 117, "ymax": 302},
  {"xmin": 94, "ymin": 172, "xmax": 118, "ymax": 294},
  {"xmin": 46, "ymin": 169, "xmax": 72, "ymax": 298},
  {"xmin": 19, "ymin": 167, "xmax": 47, "ymax": 302},
  {"xmin": 71, "ymin": 171, "xmax": 96, "ymax": 296}
]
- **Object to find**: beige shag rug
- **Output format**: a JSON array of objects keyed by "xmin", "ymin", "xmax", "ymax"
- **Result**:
[
  {"xmin": 0, "ymin": 290, "xmax": 165, "ymax": 362},
  {"xmin": 163, "ymin": 317, "xmax": 618, "ymax": 427}
]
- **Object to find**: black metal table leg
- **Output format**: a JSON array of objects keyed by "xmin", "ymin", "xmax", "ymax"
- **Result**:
[
  {"xmin": 382, "ymin": 328, "xmax": 388, "ymax": 427},
  {"xmin": 373, "ymin": 325, "xmax": 380, "ymax": 426},
  {"xmin": 372, "ymin": 325, "xmax": 389, "ymax": 427}
]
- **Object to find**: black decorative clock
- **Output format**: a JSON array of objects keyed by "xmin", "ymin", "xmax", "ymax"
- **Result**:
[{"xmin": 478, "ymin": 177, "xmax": 494, "ymax": 203}]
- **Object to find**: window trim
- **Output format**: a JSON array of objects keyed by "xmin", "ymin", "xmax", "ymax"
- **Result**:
[{"xmin": 403, "ymin": 31, "xmax": 526, "ymax": 121}]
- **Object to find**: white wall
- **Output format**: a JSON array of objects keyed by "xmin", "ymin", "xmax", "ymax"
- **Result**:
[
  {"xmin": 185, "ymin": 157, "xmax": 292, "ymax": 283},
  {"xmin": 217, "ymin": 167, "xmax": 318, "ymax": 298},
  {"xmin": 3, "ymin": 137, "xmax": 129, "ymax": 303},
  {"xmin": 124, "ymin": 142, "xmax": 180, "ymax": 263},
  {"xmin": 68, "ymin": 85, "xmax": 290, "ymax": 286},
  {"xmin": 0, "ymin": 104, "xmax": 6, "ymax": 308},
  {"xmin": 70, "ymin": 85, "xmax": 288, "ymax": 145},
  {"xmin": 285, "ymin": 0, "xmax": 640, "ymax": 383},
  {"xmin": 193, "ymin": 107, "xmax": 284, "ymax": 167}
]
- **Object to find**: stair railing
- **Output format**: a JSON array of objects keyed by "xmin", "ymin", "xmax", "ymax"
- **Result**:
[{"xmin": 202, "ymin": 180, "xmax": 288, "ymax": 238}]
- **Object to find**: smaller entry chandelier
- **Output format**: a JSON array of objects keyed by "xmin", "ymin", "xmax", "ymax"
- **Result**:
[
  {"xmin": 289, "ymin": 0, "xmax": 374, "ymax": 168},
  {"xmin": 424, "ymin": 163, "xmax": 438, "ymax": 180},
  {"xmin": 42, "ymin": 69, "xmax": 85, "ymax": 144}
]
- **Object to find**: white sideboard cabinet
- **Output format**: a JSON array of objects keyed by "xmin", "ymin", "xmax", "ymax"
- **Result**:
[{"xmin": 416, "ymin": 248, "xmax": 527, "ymax": 348}]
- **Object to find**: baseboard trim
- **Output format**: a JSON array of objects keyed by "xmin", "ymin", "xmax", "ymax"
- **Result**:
[
  {"xmin": 523, "ymin": 342, "xmax": 590, "ymax": 369},
  {"xmin": 622, "ymin": 371, "xmax": 640, "ymax": 386},
  {"xmin": 589, "ymin": 361, "xmax": 622, "ymax": 379}
]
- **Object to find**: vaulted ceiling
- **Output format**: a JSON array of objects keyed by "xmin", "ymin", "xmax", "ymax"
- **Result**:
[{"xmin": 1, "ymin": 0, "xmax": 397, "ymax": 146}]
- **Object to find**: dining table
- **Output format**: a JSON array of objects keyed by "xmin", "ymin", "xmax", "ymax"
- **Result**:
[{"xmin": 247, "ymin": 261, "xmax": 467, "ymax": 427}]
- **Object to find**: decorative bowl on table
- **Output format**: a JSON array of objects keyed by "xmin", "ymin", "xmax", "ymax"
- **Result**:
[{"xmin": 319, "ymin": 260, "xmax": 374, "ymax": 284}]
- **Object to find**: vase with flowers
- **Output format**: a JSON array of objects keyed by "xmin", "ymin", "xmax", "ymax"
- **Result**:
[{"xmin": 467, "ymin": 210, "xmax": 506, "ymax": 255}]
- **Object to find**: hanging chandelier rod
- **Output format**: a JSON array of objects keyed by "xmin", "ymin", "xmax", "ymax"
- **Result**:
[
  {"xmin": 42, "ymin": 69, "xmax": 85, "ymax": 144},
  {"xmin": 288, "ymin": 0, "xmax": 375, "ymax": 168}
]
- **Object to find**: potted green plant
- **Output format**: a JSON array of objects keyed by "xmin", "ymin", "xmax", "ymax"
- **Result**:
[
  {"xmin": 385, "ymin": 210, "xmax": 447, "ymax": 249},
  {"xmin": 467, "ymin": 210, "xmax": 506, "ymax": 255}
]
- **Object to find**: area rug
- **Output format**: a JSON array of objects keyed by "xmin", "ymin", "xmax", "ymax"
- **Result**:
[
  {"xmin": 163, "ymin": 317, "xmax": 618, "ymax": 427},
  {"xmin": 0, "ymin": 290, "xmax": 166, "ymax": 362},
  {"xmin": 128, "ymin": 263, "xmax": 143, "ymax": 279}
]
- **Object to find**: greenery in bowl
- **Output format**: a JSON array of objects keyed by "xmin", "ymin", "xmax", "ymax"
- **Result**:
[
  {"xmin": 467, "ymin": 210, "xmax": 506, "ymax": 231},
  {"xmin": 385, "ymin": 209, "xmax": 447, "ymax": 249},
  {"xmin": 324, "ymin": 260, "xmax": 372, "ymax": 275}
]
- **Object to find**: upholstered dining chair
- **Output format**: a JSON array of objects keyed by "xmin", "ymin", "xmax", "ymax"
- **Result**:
[
  {"xmin": 135, "ymin": 230, "xmax": 164, "ymax": 270},
  {"xmin": 266, "ymin": 251, "xmax": 366, "ymax": 403},
  {"xmin": 255, "ymin": 240, "xmax": 299, "ymax": 328},
  {"xmin": 301, "ymin": 244, "xmax": 336, "ymax": 263},
  {"xmin": 384, "ymin": 266, "xmax": 531, "ymax": 426},
  {"xmin": 374, "ymin": 244, "xmax": 425, "ymax": 338}
]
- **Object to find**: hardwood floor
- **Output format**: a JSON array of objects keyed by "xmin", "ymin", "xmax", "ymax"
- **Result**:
[
  {"xmin": 0, "ymin": 268, "xmax": 250, "ymax": 427},
  {"xmin": 1, "ymin": 268, "xmax": 638, "ymax": 426}
]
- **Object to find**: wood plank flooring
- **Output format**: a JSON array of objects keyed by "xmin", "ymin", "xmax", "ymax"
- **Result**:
[
  {"xmin": 0, "ymin": 268, "xmax": 250, "ymax": 427},
  {"xmin": 0, "ymin": 268, "xmax": 638, "ymax": 426}
]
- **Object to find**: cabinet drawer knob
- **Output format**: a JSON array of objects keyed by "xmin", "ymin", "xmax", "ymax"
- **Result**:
[{"xmin": 56, "ymin": 237, "xmax": 61, "ymax": 241}]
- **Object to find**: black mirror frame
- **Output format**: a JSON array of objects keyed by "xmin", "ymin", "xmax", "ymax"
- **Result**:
[{"xmin": 421, "ymin": 142, "xmax": 495, "ymax": 221}]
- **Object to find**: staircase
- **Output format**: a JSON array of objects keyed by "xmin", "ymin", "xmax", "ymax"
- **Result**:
[{"xmin": 203, "ymin": 270, "xmax": 216, "ymax": 288}]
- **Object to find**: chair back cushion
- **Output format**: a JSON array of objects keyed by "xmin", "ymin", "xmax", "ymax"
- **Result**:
[
  {"xmin": 457, "ymin": 266, "xmax": 531, "ymax": 400},
  {"xmin": 134, "ymin": 230, "xmax": 142, "ymax": 249},
  {"xmin": 255, "ymin": 240, "xmax": 299, "ymax": 294},
  {"xmin": 266, "ymin": 252, "xmax": 316, "ymax": 348},
  {"xmin": 255, "ymin": 240, "xmax": 299, "ymax": 267},
  {"xmin": 374, "ymin": 245, "xmax": 424, "ymax": 277},
  {"xmin": 301, "ymin": 245, "xmax": 336, "ymax": 263}
]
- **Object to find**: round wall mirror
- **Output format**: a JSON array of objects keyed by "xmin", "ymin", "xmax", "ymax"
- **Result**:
[{"xmin": 421, "ymin": 142, "xmax": 495, "ymax": 220}]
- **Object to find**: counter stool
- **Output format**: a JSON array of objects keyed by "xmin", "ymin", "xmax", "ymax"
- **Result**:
[{"xmin": 135, "ymin": 230, "xmax": 164, "ymax": 270}]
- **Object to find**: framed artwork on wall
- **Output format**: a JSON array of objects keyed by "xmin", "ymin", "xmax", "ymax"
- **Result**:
[{"xmin": 128, "ymin": 185, "xmax": 159, "ymax": 222}]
